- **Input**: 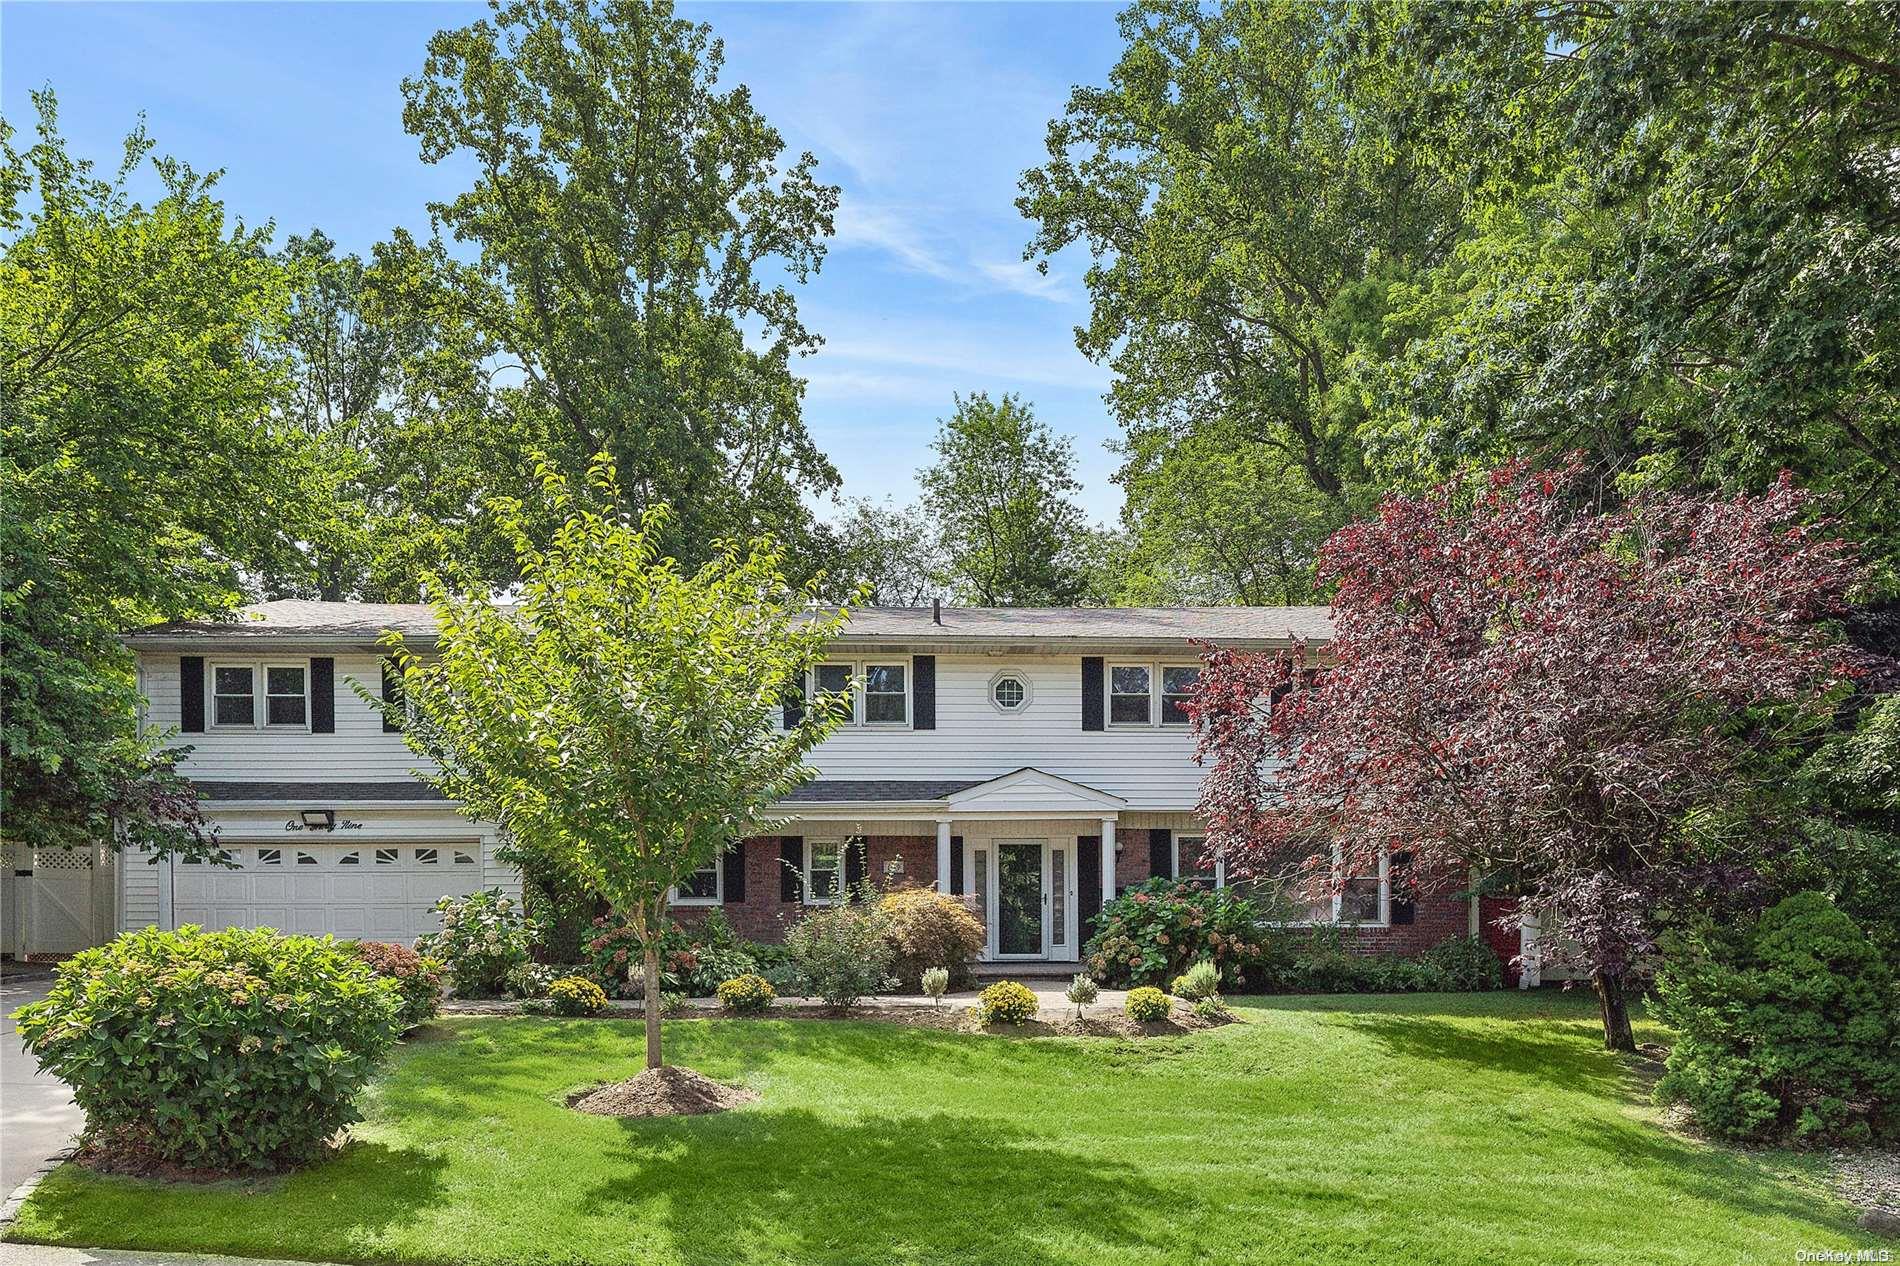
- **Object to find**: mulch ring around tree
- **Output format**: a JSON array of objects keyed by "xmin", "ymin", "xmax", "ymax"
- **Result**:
[{"xmin": 567, "ymin": 1065, "xmax": 760, "ymax": 1118}]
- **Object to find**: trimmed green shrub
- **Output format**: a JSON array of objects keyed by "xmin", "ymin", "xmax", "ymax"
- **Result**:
[
  {"xmin": 353, "ymin": 940, "xmax": 445, "ymax": 1028},
  {"xmin": 920, "ymin": 966, "xmax": 950, "ymax": 1005},
  {"xmin": 1415, "ymin": 936, "xmax": 1504, "ymax": 992},
  {"xmin": 1084, "ymin": 878, "xmax": 1274, "ymax": 988},
  {"xmin": 1066, "ymin": 972, "xmax": 1100, "ymax": 1017},
  {"xmin": 979, "ymin": 980, "xmax": 1039, "ymax": 1025},
  {"xmin": 504, "ymin": 960, "xmax": 560, "ymax": 999},
  {"xmin": 1655, "ymin": 891, "xmax": 1900, "ymax": 1144},
  {"xmin": 716, "ymin": 973, "xmax": 776, "ymax": 1014},
  {"xmin": 785, "ymin": 899, "xmax": 896, "ymax": 1010},
  {"xmin": 14, "ymin": 925, "xmax": 401, "ymax": 1171},
  {"xmin": 547, "ymin": 975, "xmax": 608, "ymax": 1017},
  {"xmin": 1125, "ymin": 985, "xmax": 1170, "ymax": 1023},
  {"xmin": 416, "ymin": 888, "xmax": 536, "ymax": 998},
  {"xmin": 880, "ymin": 887, "xmax": 986, "ymax": 989},
  {"xmin": 687, "ymin": 945, "xmax": 759, "ymax": 997},
  {"xmin": 1171, "ymin": 960, "xmax": 1222, "ymax": 1001}
]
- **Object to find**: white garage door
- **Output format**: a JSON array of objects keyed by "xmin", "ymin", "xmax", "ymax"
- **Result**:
[{"xmin": 174, "ymin": 842, "xmax": 487, "ymax": 944}]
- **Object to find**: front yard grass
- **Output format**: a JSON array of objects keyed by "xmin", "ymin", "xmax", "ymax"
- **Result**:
[{"xmin": 5, "ymin": 991, "xmax": 1879, "ymax": 1265}]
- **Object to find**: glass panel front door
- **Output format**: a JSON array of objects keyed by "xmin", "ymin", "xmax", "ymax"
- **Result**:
[{"xmin": 995, "ymin": 842, "xmax": 1045, "ymax": 956}]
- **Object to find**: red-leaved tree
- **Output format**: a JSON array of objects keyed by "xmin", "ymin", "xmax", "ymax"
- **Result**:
[{"xmin": 1193, "ymin": 463, "xmax": 1862, "ymax": 1050}]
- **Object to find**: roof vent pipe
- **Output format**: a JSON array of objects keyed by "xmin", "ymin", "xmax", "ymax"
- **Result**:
[{"xmin": 932, "ymin": 598, "xmax": 942, "ymax": 625}]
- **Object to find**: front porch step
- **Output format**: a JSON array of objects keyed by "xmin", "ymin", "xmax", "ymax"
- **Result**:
[{"xmin": 972, "ymin": 962, "xmax": 1087, "ymax": 981}]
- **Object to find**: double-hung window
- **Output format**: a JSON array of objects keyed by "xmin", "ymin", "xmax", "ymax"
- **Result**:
[
  {"xmin": 1244, "ymin": 848, "xmax": 1389, "ymax": 926},
  {"xmin": 212, "ymin": 665, "xmax": 256, "ymax": 727},
  {"xmin": 265, "ymin": 665, "xmax": 308, "ymax": 727},
  {"xmin": 805, "ymin": 660, "xmax": 911, "ymax": 728},
  {"xmin": 672, "ymin": 858, "xmax": 721, "ymax": 906},
  {"xmin": 804, "ymin": 840, "xmax": 842, "ymax": 904},
  {"xmin": 1106, "ymin": 663, "xmax": 1202, "ymax": 727},
  {"xmin": 1108, "ymin": 665, "xmax": 1152, "ymax": 724}
]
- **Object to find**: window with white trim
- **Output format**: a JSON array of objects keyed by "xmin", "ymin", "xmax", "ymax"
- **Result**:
[
  {"xmin": 1108, "ymin": 665, "xmax": 1152, "ymax": 725},
  {"xmin": 804, "ymin": 839, "xmax": 842, "ymax": 904},
  {"xmin": 264, "ymin": 665, "xmax": 308, "ymax": 727},
  {"xmin": 671, "ymin": 858, "xmax": 721, "ymax": 906},
  {"xmin": 1160, "ymin": 665, "xmax": 1200, "ymax": 725},
  {"xmin": 862, "ymin": 663, "xmax": 908, "ymax": 724},
  {"xmin": 989, "ymin": 671, "xmax": 1030, "ymax": 713},
  {"xmin": 212, "ymin": 665, "xmax": 256, "ymax": 727},
  {"xmin": 803, "ymin": 660, "xmax": 913, "ymax": 728},
  {"xmin": 1236, "ymin": 848, "xmax": 1389, "ymax": 927}
]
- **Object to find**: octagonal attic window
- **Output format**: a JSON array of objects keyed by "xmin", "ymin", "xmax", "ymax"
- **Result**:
[{"xmin": 990, "ymin": 673, "xmax": 1029, "ymax": 714}]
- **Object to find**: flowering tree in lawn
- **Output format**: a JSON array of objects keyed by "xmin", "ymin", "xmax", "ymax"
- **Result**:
[
  {"xmin": 1193, "ymin": 462, "xmax": 1862, "ymax": 1050},
  {"xmin": 377, "ymin": 457, "xmax": 851, "ymax": 1070}
]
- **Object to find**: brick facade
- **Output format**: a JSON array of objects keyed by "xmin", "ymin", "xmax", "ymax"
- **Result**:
[{"xmin": 668, "ymin": 827, "xmax": 1507, "ymax": 976}]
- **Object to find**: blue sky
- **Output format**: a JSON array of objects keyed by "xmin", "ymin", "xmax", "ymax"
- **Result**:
[{"xmin": 1, "ymin": 1, "xmax": 1132, "ymax": 522}]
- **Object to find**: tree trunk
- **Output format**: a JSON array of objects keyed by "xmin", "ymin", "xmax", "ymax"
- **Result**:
[
  {"xmin": 1592, "ymin": 969, "xmax": 1636, "ymax": 1052},
  {"xmin": 642, "ymin": 944, "xmax": 662, "ymax": 1070}
]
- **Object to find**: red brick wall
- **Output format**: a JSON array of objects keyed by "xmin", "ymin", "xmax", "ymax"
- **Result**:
[
  {"xmin": 1115, "ymin": 828, "xmax": 1155, "ymax": 892},
  {"xmin": 669, "ymin": 834, "xmax": 939, "ymax": 945}
]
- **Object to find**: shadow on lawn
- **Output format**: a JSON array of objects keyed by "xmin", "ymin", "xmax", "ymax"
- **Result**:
[{"xmin": 581, "ymin": 1106, "xmax": 1171, "ymax": 1266}]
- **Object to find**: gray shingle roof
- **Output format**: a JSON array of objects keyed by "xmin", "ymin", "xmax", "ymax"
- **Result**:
[
  {"xmin": 192, "ymin": 780, "xmax": 450, "ymax": 803},
  {"xmin": 127, "ymin": 600, "xmax": 1332, "ymax": 648},
  {"xmin": 779, "ymin": 779, "xmax": 988, "ymax": 803}
]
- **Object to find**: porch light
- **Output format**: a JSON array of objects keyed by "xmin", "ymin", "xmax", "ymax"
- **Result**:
[{"xmin": 300, "ymin": 809, "xmax": 336, "ymax": 831}]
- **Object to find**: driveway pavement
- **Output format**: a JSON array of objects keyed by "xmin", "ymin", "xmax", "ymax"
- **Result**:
[{"xmin": 1, "ymin": 966, "xmax": 81, "ymax": 1195}]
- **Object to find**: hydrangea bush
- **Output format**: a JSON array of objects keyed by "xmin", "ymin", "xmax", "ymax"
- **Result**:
[
  {"xmin": 353, "ymin": 940, "xmax": 445, "ymax": 1028},
  {"xmin": 1084, "ymin": 879, "xmax": 1273, "ymax": 988},
  {"xmin": 14, "ymin": 926, "xmax": 401, "ymax": 1171},
  {"xmin": 415, "ymin": 888, "xmax": 536, "ymax": 998}
]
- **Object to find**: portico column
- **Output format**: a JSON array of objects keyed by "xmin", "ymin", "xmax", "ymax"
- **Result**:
[
  {"xmin": 1100, "ymin": 818, "xmax": 1117, "ymax": 905},
  {"xmin": 936, "ymin": 819, "xmax": 953, "ymax": 894}
]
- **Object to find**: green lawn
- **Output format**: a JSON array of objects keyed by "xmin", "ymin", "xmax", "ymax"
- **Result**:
[{"xmin": 5, "ymin": 992, "xmax": 1879, "ymax": 1265}]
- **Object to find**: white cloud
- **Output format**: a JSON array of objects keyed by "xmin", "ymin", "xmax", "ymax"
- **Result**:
[
  {"xmin": 830, "ymin": 203, "xmax": 959, "ymax": 282},
  {"xmin": 976, "ymin": 258, "xmax": 1074, "ymax": 303}
]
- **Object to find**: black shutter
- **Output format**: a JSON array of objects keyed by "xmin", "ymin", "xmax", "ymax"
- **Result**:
[
  {"xmin": 310, "ymin": 657, "xmax": 335, "ymax": 733},
  {"xmin": 913, "ymin": 655, "xmax": 935, "ymax": 730},
  {"xmin": 180, "ymin": 656, "xmax": 205, "ymax": 733},
  {"xmin": 381, "ymin": 658, "xmax": 404, "ymax": 733},
  {"xmin": 1081, "ymin": 657, "xmax": 1104, "ymax": 731},
  {"xmin": 949, "ymin": 836, "xmax": 964, "ymax": 895},
  {"xmin": 844, "ymin": 836, "xmax": 866, "ymax": 891},
  {"xmin": 1079, "ymin": 834, "xmax": 1103, "ymax": 936},
  {"xmin": 779, "ymin": 837, "xmax": 802, "ymax": 902},
  {"xmin": 723, "ymin": 840, "xmax": 747, "ymax": 904},
  {"xmin": 1148, "ymin": 828, "xmax": 1173, "ymax": 881},
  {"xmin": 1389, "ymin": 849, "xmax": 1416, "ymax": 925},
  {"xmin": 782, "ymin": 676, "xmax": 805, "ymax": 728}
]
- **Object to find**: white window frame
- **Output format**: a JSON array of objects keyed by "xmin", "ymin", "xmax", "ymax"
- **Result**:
[
  {"xmin": 1159, "ymin": 663, "xmax": 1202, "ymax": 726},
  {"xmin": 669, "ymin": 857, "xmax": 722, "ymax": 907},
  {"xmin": 803, "ymin": 838, "xmax": 843, "ymax": 905},
  {"xmin": 987, "ymin": 669, "xmax": 1032, "ymax": 715},
  {"xmin": 209, "ymin": 659, "xmax": 312, "ymax": 731},
  {"xmin": 1103, "ymin": 661, "xmax": 1203, "ymax": 728},
  {"xmin": 1106, "ymin": 662, "xmax": 1154, "ymax": 727},
  {"xmin": 209, "ymin": 662, "xmax": 259, "ymax": 730},
  {"xmin": 804, "ymin": 658, "xmax": 914, "ymax": 729},
  {"xmin": 262, "ymin": 661, "xmax": 311, "ymax": 729},
  {"xmin": 1234, "ymin": 845, "xmax": 1390, "ymax": 928}
]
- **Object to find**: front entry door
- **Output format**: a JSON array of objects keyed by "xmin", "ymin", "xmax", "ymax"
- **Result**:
[
  {"xmin": 979, "ymin": 838, "xmax": 1078, "ymax": 962},
  {"xmin": 995, "ymin": 841, "xmax": 1045, "ymax": 957}
]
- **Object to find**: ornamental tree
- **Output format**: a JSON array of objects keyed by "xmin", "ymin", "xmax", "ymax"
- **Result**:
[
  {"xmin": 1193, "ymin": 463, "xmax": 1861, "ymax": 1050},
  {"xmin": 378, "ymin": 457, "xmax": 850, "ymax": 1069}
]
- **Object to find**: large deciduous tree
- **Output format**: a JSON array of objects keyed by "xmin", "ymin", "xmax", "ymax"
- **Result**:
[
  {"xmin": 919, "ymin": 393, "xmax": 1092, "ymax": 606},
  {"xmin": 1020, "ymin": 0, "xmax": 1458, "ymax": 512},
  {"xmin": 381, "ymin": 458, "xmax": 850, "ymax": 1070},
  {"xmin": 1192, "ymin": 464, "xmax": 1862, "ymax": 1050},
  {"xmin": 395, "ymin": 0, "xmax": 842, "ymax": 578},
  {"xmin": 1, "ymin": 94, "xmax": 311, "ymax": 858},
  {"xmin": 1341, "ymin": 1, "xmax": 1900, "ymax": 582}
]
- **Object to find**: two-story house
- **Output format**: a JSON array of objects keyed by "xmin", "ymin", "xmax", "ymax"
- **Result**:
[{"xmin": 6, "ymin": 601, "xmax": 1483, "ymax": 967}]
